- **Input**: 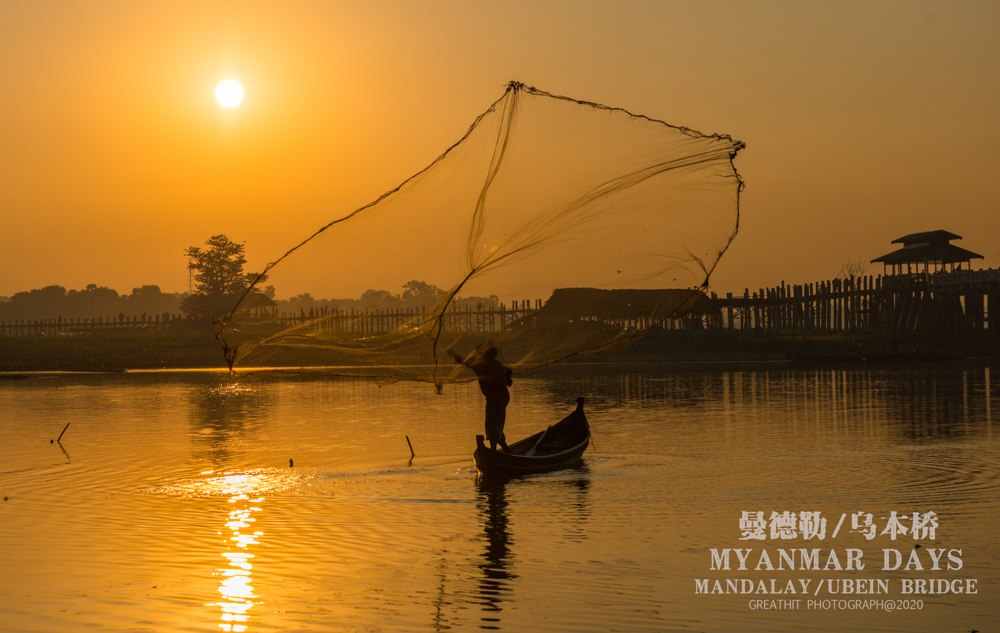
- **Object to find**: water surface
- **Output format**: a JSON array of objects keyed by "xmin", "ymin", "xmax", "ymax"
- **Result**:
[{"xmin": 1, "ymin": 363, "xmax": 997, "ymax": 632}]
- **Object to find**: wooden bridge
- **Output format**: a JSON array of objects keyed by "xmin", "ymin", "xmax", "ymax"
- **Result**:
[
  {"xmin": 3, "ymin": 270, "xmax": 997, "ymax": 341},
  {"xmin": 260, "ymin": 300, "xmax": 545, "ymax": 335},
  {"xmin": 707, "ymin": 268, "xmax": 999, "ymax": 339},
  {"xmin": 0, "ymin": 302, "xmax": 546, "ymax": 337},
  {"xmin": 0, "ymin": 312, "xmax": 180, "ymax": 337}
]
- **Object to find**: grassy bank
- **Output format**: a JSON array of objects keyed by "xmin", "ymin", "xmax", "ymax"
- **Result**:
[
  {"xmin": 0, "ymin": 329, "xmax": 988, "ymax": 373},
  {"xmin": 0, "ymin": 330, "xmax": 226, "ymax": 372},
  {"xmin": 1, "ymin": 330, "xmax": 790, "ymax": 372}
]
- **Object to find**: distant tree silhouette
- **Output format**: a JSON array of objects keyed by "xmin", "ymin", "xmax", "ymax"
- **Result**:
[
  {"xmin": 181, "ymin": 234, "xmax": 266, "ymax": 318},
  {"xmin": 401, "ymin": 280, "xmax": 444, "ymax": 304},
  {"xmin": 185, "ymin": 235, "xmax": 250, "ymax": 297},
  {"xmin": 0, "ymin": 283, "xmax": 184, "ymax": 321},
  {"xmin": 121, "ymin": 285, "xmax": 183, "ymax": 315},
  {"xmin": 69, "ymin": 283, "xmax": 120, "ymax": 315},
  {"xmin": 359, "ymin": 289, "xmax": 398, "ymax": 309},
  {"xmin": 4, "ymin": 284, "xmax": 120, "ymax": 319}
]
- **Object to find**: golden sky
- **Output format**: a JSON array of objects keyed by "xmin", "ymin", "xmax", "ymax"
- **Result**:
[{"xmin": 1, "ymin": 1, "xmax": 998, "ymax": 298}]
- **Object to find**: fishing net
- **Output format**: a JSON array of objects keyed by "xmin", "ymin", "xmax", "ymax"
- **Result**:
[{"xmin": 216, "ymin": 82, "xmax": 744, "ymax": 386}]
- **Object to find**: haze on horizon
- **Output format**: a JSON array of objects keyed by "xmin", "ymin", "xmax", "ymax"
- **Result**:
[{"xmin": 1, "ymin": 1, "xmax": 998, "ymax": 301}]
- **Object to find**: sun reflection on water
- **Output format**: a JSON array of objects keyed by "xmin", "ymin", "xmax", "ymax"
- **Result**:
[{"xmin": 202, "ymin": 473, "xmax": 267, "ymax": 632}]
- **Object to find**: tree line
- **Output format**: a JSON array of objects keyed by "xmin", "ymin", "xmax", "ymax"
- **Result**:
[
  {"xmin": 183, "ymin": 235, "xmax": 500, "ymax": 316},
  {"xmin": 0, "ymin": 284, "xmax": 186, "ymax": 322},
  {"xmin": 1, "ymin": 235, "xmax": 500, "ymax": 322},
  {"xmin": 282, "ymin": 280, "xmax": 500, "ymax": 315}
]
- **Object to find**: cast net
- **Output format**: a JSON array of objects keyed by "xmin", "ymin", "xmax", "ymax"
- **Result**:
[{"xmin": 216, "ymin": 82, "xmax": 744, "ymax": 386}]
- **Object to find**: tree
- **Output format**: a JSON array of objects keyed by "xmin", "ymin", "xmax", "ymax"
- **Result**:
[
  {"xmin": 359, "ymin": 289, "xmax": 398, "ymax": 308},
  {"xmin": 401, "ymin": 280, "xmax": 443, "ymax": 303},
  {"xmin": 121, "ymin": 285, "xmax": 184, "ymax": 316},
  {"xmin": 181, "ymin": 234, "xmax": 265, "ymax": 317},
  {"xmin": 68, "ymin": 283, "xmax": 121, "ymax": 316},
  {"xmin": 837, "ymin": 254, "xmax": 870, "ymax": 281},
  {"xmin": 185, "ymin": 235, "xmax": 250, "ymax": 297}
]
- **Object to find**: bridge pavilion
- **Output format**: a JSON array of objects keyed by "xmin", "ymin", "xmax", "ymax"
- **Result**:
[{"xmin": 871, "ymin": 230, "xmax": 983, "ymax": 276}]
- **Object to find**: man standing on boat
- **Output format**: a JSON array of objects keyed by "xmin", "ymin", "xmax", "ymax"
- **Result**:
[{"xmin": 447, "ymin": 340, "xmax": 513, "ymax": 452}]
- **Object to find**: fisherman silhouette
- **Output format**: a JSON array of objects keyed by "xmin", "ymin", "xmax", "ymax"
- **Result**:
[{"xmin": 448, "ymin": 340, "xmax": 513, "ymax": 452}]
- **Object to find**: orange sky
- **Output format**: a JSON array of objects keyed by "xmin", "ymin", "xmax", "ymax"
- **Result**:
[{"xmin": 1, "ymin": 1, "xmax": 998, "ymax": 298}]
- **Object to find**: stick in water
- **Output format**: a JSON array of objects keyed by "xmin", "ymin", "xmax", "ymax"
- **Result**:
[
  {"xmin": 405, "ymin": 436, "xmax": 415, "ymax": 459},
  {"xmin": 56, "ymin": 422, "xmax": 70, "ymax": 443}
]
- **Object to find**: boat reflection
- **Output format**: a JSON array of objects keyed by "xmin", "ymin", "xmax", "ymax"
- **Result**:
[
  {"xmin": 476, "ymin": 477, "xmax": 516, "ymax": 629},
  {"xmin": 474, "ymin": 466, "xmax": 591, "ymax": 630}
]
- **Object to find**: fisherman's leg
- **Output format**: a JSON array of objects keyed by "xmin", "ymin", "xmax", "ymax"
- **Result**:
[
  {"xmin": 496, "ymin": 429, "xmax": 510, "ymax": 453},
  {"xmin": 495, "ymin": 397, "xmax": 510, "ymax": 452},
  {"xmin": 485, "ymin": 400, "xmax": 506, "ymax": 451},
  {"xmin": 484, "ymin": 401, "xmax": 496, "ymax": 449}
]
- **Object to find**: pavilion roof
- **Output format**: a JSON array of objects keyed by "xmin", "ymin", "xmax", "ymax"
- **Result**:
[
  {"xmin": 890, "ymin": 230, "xmax": 962, "ymax": 245},
  {"xmin": 537, "ymin": 287, "xmax": 714, "ymax": 320},
  {"xmin": 872, "ymin": 243, "xmax": 983, "ymax": 265}
]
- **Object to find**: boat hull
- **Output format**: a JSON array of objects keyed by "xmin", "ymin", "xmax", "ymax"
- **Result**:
[{"xmin": 474, "ymin": 397, "xmax": 591, "ymax": 477}]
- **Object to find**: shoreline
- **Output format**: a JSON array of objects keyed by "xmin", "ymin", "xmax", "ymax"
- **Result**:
[{"xmin": 0, "ymin": 330, "xmax": 993, "ymax": 375}]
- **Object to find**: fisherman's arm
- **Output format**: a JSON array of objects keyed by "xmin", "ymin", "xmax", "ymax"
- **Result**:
[{"xmin": 446, "ymin": 348, "xmax": 471, "ymax": 366}]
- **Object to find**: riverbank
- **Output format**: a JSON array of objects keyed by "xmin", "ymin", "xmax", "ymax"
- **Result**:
[
  {"xmin": 2, "ymin": 329, "xmax": 991, "ymax": 373},
  {"xmin": 0, "ymin": 330, "xmax": 226, "ymax": 372}
]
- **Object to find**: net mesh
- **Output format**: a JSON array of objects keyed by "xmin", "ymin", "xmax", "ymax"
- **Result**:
[{"xmin": 215, "ymin": 82, "xmax": 744, "ymax": 386}]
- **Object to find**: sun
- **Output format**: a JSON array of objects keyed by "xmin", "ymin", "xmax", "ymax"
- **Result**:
[{"xmin": 216, "ymin": 80, "xmax": 244, "ymax": 108}]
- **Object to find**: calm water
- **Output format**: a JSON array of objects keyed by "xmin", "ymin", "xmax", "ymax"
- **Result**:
[{"xmin": 1, "ymin": 363, "xmax": 998, "ymax": 632}]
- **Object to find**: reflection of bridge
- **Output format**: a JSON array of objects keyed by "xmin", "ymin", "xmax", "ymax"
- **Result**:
[{"xmin": 708, "ymin": 269, "xmax": 999, "ymax": 338}]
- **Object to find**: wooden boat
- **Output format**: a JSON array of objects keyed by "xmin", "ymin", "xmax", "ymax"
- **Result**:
[{"xmin": 474, "ymin": 397, "xmax": 591, "ymax": 477}]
